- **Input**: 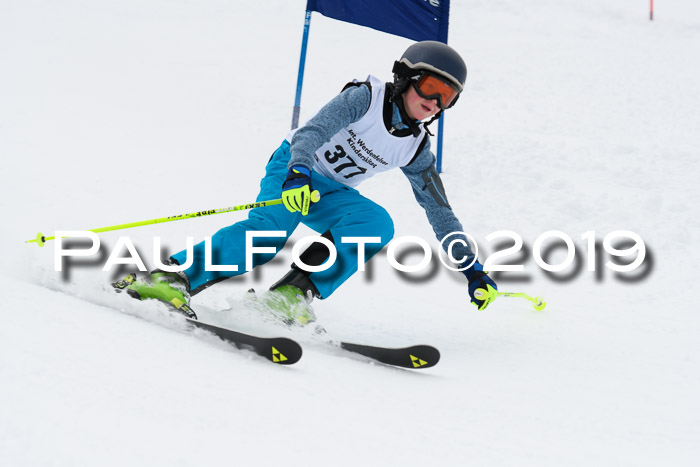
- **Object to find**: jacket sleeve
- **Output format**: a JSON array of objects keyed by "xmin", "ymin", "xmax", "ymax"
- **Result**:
[
  {"xmin": 289, "ymin": 84, "xmax": 371, "ymax": 169},
  {"xmin": 401, "ymin": 143, "xmax": 476, "ymax": 267}
]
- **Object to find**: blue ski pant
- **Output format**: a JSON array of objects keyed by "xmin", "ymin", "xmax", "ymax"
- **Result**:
[{"xmin": 171, "ymin": 140, "xmax": 395, "ymax": 298}]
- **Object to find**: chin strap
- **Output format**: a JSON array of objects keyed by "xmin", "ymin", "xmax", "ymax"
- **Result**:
[
  {"xmin": 421, "ymin": 110, "xmax": 443, "ymax": 136},
  {"xmin": 389, "ymin": 81, "xmax": 422, "ymax": 137}
]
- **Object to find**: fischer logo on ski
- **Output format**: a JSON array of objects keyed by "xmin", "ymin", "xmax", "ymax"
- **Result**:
[
  {"xmin": 271, "ymin": 347, "xmax": 288, "ymax": 363},
  {"xmin": 410, "ymin": 355, "xmax": 429, "ymax": 368}
]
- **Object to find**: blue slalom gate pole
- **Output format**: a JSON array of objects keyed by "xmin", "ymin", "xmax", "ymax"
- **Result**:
[{"xmin": 291, "ymin": 10, "xmax": 312, "ymax": 130}]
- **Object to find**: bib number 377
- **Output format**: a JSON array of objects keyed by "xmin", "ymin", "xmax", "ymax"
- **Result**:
[{"xmin": 324, "ymin": 145, "xmax": 367, "ymax": 179}]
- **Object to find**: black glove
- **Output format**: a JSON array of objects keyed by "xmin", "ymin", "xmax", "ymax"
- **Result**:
[{"xmin": 464, "ymin": 261, "xmax": 498, "ymax": 310}]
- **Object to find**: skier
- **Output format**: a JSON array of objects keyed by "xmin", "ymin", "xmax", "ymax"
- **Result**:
[{"xmin": 118, "ymin": 40, "xmax": 498, "ymax": 323}]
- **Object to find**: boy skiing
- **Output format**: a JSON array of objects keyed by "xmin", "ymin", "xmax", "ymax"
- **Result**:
[{"xmin": 120, "ymin": 40, "xmax": 498, "ymax": 324}]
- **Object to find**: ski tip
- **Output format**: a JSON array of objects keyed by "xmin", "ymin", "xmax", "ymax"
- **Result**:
[
  {"xmin": 269, "ymin": 338, "xmax": 303, "ymax": 365},
  {"xmin": 186, "ymin": 318, "xmax": 303, "ymax": 365},
  {"xmin": 408, "ymin": 345, "xmax": 440, "ymax": 369},
  {"xmin": 340, "ymin": 342, "xmax": 440, "ymax": 369}
]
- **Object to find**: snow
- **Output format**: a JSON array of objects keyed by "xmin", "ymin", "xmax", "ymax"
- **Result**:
[{"xmin": 1, "ymin": 0, "xmax": 699, "ymax": 465}]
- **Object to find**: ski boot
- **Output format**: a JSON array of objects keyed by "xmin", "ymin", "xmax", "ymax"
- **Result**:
[
  {"xmin": 249, "ymin": 267, "xmax": 319, "ymax": 326},
  {"xmin": 254, "ymin": 285, "xmax": 316, "ymax": 326},
  {"xmin": 112, "ymin": 271, "xmax": 197, "ymax": 320}
]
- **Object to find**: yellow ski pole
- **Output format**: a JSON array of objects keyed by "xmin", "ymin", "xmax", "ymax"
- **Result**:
[
  {"xmin": 496, "ymin": 291, "xmax": 547, "ymax": 310},
  {"xmin": 26, "ymin": 191, "xmax": 320, "ymax": 247},
  {"xmin": 474, "ymin": 288, "xmax": 547, "ymax": 311}
]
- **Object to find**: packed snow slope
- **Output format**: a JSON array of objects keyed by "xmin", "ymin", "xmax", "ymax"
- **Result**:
[{"xmin": 1, "ymin": 1, "xmax": 699, "ymax": 466}]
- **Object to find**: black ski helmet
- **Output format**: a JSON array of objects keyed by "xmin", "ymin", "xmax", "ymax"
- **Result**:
[{"xmin": 393, "ymin": 40, "xmax": 467, "ymax": 94}]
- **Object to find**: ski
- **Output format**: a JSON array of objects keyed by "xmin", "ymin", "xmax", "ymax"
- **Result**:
[
  {"xmin": 246, "ymin": 288, "xmax": 439, "ymax": 369},
  {"xmin": 338, "ymin": 341, "xmax": 440, "ymax": 369},
  {"xmin": 186, "ymin": 317, "xmax": 302, "ymax": 365}
]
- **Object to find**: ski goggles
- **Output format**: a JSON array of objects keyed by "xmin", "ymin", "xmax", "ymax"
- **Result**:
[{"xmin": 412, "ymin": 73, "xmax": 461, "ymax": 109}]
